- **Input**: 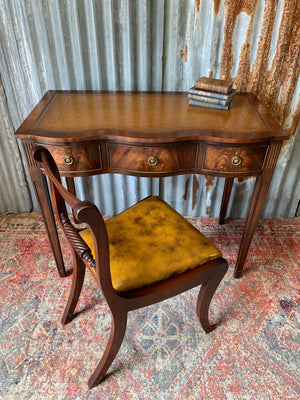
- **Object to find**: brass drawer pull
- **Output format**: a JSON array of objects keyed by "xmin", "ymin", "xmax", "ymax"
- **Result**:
[
  {"xmin": 63, "ymin": 155, "xmax": 74, "ymax": 165},
  {"xmin": 148, "ymin": 156, "xmax": 158, "ymax": 166},
  {"xmin": 231, "ymin": 156, "xmax": 242, "ymax": 166}
]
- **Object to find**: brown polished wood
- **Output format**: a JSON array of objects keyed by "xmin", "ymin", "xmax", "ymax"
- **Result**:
[
  {"xmin": 219, "ymin": 178, "xmax": 234, "ymax": 225},
  {"xmin": 22, "ymin": 140, "xmax": 66, "ymax": 277},
  {"xmin": 203, "ymin": 143, "xmax": 268, "ymax": 175},
  {"xmin": 15, "ymin": 91, "xmax": 289, "ymax": 278},
  {"xmin": 33, "ymin": 146, "xmax": 229, "ymax": 388}
]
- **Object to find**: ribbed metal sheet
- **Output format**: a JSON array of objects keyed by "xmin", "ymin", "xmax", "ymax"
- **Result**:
[
  {"xmin": 0, "ymin": 0, "xmax": 299, "ymax": 217},
  {"xmin": 0, "ymin": 80, "xmax": 32, "ymax": 213}
]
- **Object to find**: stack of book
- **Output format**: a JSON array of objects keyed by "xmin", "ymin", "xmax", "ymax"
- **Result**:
[{"xmin": 188, "ymin": 77, "xmax": 236, "ymax": 110}]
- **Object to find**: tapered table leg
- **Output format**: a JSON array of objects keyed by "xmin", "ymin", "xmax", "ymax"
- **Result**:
[
  {"xmin": 66, "ymin": 177, "xmax": 79, "ymax": 223},
  {"xmin": 34, "ymin": 175, "xmax": 66, "ymax": 277},
  {"xmin": 23, "ymin": 141, "xmax": 66, "ymax": 277},
  {"xmin": 234, "ymin": 142, "xmax": 282, "ymax": 278},
  {"xmin": 219, "ymin": 178, "xmax": 234, "ymax": 225}
]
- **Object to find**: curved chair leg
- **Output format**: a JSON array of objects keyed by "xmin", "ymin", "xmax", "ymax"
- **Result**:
[
  {"xmin": 196, "ymin": 262, "xmax": 228, "ymax": 333},
  {"xmin": 88, "ymin": 311, "xmax": 128, "ymax": 389},
  {"xmin": 61, "ymin": 251, "xmax": 86, "ymax": 325}
]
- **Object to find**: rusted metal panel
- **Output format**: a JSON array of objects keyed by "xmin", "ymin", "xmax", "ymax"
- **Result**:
[{"xmin": 0, "ymin": 0, "xmax": 299, "ymax": 217}]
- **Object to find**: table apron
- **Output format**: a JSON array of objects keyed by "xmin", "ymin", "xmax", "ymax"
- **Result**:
[{"xmin": 29, "ymin": 139, "xmax": 270, "ymax": 178}]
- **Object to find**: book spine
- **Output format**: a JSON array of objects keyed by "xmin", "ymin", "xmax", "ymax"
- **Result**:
[
  {"xmin": 188, "ymin": 99, "xmax": 230, "ymax": 110},
  {"xmin": 188, "ymin": 88, "xmax": 229, "ymax": 100},
  {"xmin": 188, "ymin": 93, "xmax": 228, "ymax": 106},
  {"xmin": 195, "ymin": 82, "xmax": 231, "ymax": 94}
]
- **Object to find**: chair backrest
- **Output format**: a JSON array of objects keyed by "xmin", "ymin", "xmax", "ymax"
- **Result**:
[{"xmin": 32, "ymin": 146, "xmax": 114, "ymax": 298}]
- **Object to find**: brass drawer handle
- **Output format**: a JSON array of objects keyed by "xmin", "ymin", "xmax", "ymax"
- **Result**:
[
  {"xmin": 63, "ymin": 155, "xmax": 74, "ymax": 165},
  {"xmin": 231, "ymin": 156, "xmax": 242, "ymax": 166},
  {"xmin": 148, "ymin": 156, "xmax": 158, "ymax": 166}
]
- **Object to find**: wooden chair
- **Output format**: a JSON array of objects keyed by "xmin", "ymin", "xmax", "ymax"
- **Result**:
[{"xmin": 33, "ymin": 146, "xmax": 229, "ymax": 389}]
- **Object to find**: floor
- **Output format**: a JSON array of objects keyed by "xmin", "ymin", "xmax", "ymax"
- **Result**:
[{"xmin": 0, "ymin": 213, "xmax": 299, "ymax": 399}]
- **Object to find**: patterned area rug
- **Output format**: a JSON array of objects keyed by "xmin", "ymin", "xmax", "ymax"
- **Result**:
[{"xmin": 0, "ymin": 213, "xmax": 299, "ymax": 400}]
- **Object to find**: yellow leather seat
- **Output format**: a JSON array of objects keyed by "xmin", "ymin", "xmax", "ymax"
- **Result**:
[{"xmin": 80, "ymin": 196, "xmax": 222, "ymax": 293}]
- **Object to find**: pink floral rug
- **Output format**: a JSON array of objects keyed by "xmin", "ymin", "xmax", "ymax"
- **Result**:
[{"xmin": 0, "ymin": 213, "xmax": 299, "ymax": 399}]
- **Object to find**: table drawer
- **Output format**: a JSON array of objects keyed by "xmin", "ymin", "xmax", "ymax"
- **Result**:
[
  {"xmin": 203, "ymin": 144, "xmax": 267, "ymax": 174},
  {"xmin": 107, "ymin": 143, "xmax": 198, "ymax": 174},
  {"xmin": 43, "ymin": 144, "xmax": 102, "ymax": 174}
]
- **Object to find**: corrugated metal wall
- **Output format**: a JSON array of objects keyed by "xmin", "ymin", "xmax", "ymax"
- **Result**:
[{"xmin": 0, "ymin": 0, "xmax": 299, "ymax": 217}]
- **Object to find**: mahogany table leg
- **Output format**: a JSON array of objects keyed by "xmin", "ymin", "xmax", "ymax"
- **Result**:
[
  {"xmin": 23, "ymin": 140, "xmax": 66, "ymax": 277},
  {"xmin": 34, "ymin": 175, "xmax": 66, "ymax": 277},
  {"xmin": 66, "ymin": 177, "xmax": 79, "ymax": 223},
  {"xmin": 234, "ymin": 142, "xmax": 282, "ymax": 278},
  {"xmin": 66, "ymin": 176, "xmax": 76, "ymax": 196},
  {"xmin": 219, "ymin": 178, "xmax": 234, "ymax": 225},
  {"xmin": 22, "ymin": 141, "xmax": 66, "ymax": 278}
]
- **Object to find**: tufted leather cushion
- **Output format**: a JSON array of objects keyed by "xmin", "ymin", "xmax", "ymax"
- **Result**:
[{"xmin": 80, "ymin": 196, "xmax": 222, "ymax": 293}]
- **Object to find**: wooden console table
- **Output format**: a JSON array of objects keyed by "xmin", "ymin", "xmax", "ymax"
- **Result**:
[{"xmin": 15, "ymin": 91, "xmax": 288, "ymax": 278}]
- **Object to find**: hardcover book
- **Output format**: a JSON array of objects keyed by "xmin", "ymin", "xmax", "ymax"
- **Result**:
[
  {"xmin": 188, "ymin": 98, "xmax": 231, "ymax": 110},
  {"xmin": 188, "ymin": 87, "xmax": 236, "ymax": 102},
  {"xmin": 195, "ymin": 77, "xmax": 233, "ymax": 94}
]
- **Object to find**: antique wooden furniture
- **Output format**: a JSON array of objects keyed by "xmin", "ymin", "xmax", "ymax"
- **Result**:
[
  {"xmin": 32, "ymin": 146, "xmax": 229, "ymax": 388},
  {"xmin": 15, "ymin": 91, "xmax": 289, "ymax": 278}
]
